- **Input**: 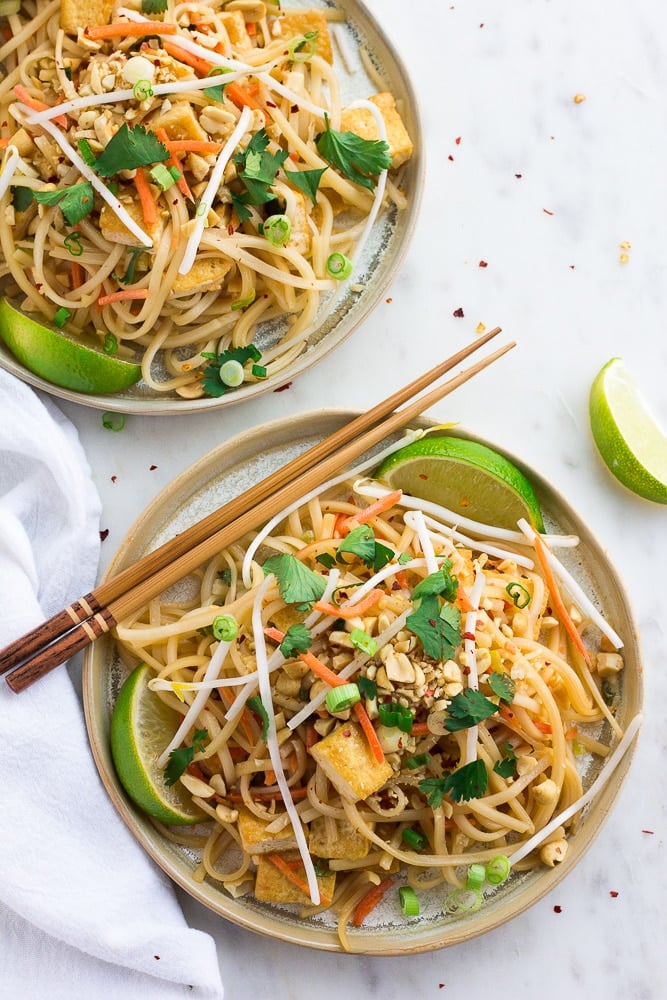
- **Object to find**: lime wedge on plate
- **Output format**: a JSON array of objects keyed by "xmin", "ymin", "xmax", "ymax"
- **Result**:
[
  {"xmin": 0, "ymin": 297, "xmax": 142, "ymax": 394},
  {"xmin": 111, "ymin": 664, "xmax": 204, "ymax": 826},
  {"xmin": 374, "ymin": 435, "xmax": 545, "ymax": 531},
  {"xmin": 589, "ymin": 357, "xmax": 667, "ymax": 504}
]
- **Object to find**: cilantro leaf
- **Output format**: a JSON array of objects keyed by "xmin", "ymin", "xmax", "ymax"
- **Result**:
[
  {"xmin": 444, "ymin": 688, "xmax": 500, "ymax": 732},
  {"xmin": 411, "ymin": 563, "xmax": 458, "ymax": 603},
  {"xmin": 164, "ymin": 728, "xmax": 208, "ymax": 786},
  {"xmin": 11, "ymin": 186, "xmax": 34, "ymax": 213},
  {"xmin": 94, "ymin": 124, "xmax": 169, "ymax": 177},
  {"xmin": 263, "ymin": 553, "xmax": 326, "ymax": 606},
  {"xmin": 284, "ymin": 166, "xmax": 327, "ymax": 204},
  {"xmin": 232, "ymin": 128, "xmax": 288, "ymax": 208},
  {"xmin": 247, "ymin": 695, "xmax": 270, "ymax": 741},
  {"xmin": 315, "ymin": 113, "xmax": 391, "ymax": 191},
  {"xmin": 442, "ymin": 759, "xmax": 488, "ymax": 802},
  {"xmin": 406, "ymin": 595, "xmax": 461, "ymax": 661},
  {"xmin": 358, "ymin": 675, "xmax": 378, "ymax": 700},
  {"xmin": 336, "ymin": 525, "xmax": 375, "ymax": 565},
  {"xmin": 201, "ymin": 344, "xmax": 262, "ymax": 397},
  {"xmin": 142, "ymin": 0, "xmax": 168, "ymax": 11},
  {"xmin": 278, "ymin": 623, "xmax": 312, "ymax": 658},
  {"xmin": 493, "ymin": 743, "xmax": 518, "ymax": 779},
  {"xmin": 33, "ymin": 182, "xmax": 95, "ymax": 226},
  {"xmin": 316, "ymin": 552, "xmax": 336, "ymax": 570},
  {"xmin": 488, "ymin": 672, "xmax": 515, "ymax": 704}
]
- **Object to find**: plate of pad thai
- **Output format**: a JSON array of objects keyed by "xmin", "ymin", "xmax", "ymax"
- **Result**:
[
  {"xmin": 0, "ymin": 1, "xmax": 421, "ymax": 412},
  {"xmin": 83, "ymin": 411, "xmax": 643, "ymax": 952}
]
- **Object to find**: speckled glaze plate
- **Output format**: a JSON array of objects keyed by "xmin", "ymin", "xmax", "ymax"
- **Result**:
[
  {"xmin": 83, "ymin": 411, "xmax": 643, "ymax": 953},
  {"xmin": 0, "ymin": 1, "xmax": 423, "ymax": 415}
]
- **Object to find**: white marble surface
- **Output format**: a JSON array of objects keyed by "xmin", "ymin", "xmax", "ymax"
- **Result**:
[{"xmin": 52, "ymin": 0, "xmax": 667, "ymax": 997}]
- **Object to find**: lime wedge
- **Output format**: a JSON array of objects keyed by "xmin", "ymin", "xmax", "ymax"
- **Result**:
[
  {"xmin": 110, "ymin": 664, "xmax": 205, "ymax": 826},
  {"xmin": 0, "ymin": 297, "xmax": 142, "ymax": 394},
  {"xmin": 589, "ymin": 358, "xmax": 667, "ymax": 504},
  {"xmin": 374, "ymin": 434, "xmax": 545, "ymax": 531}
]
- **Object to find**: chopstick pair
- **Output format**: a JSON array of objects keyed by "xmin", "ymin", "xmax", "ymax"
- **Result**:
[{"xmin": 2, "ymin": 327, "xmax": 513, "ymax": 693}]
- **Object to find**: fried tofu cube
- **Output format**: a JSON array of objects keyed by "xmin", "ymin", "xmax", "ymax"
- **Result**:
[
  {"xmin": 60, "ymin": 0, "xmax": 113, "ymax": 34},
  {"xmin": 254, "ymin": 851, "xmax": 336, "ymax": 905},
  {"xmin": 340, "ymin": 92, "xmax": 413, "ymax": 169},
  {"xmin": 274, "ymin": 10, "xmax": 333, "ymax": 64},
  {"xmin": 309, "ymin": 722, "xmax": 393, "ymax": 802},
  {"xmin": 237, "ymin": 807, "xmax": 298, "ymax": 855},
  {"xmin": 153, "ymin": 103, "xmax": 208, "ymax": 142},
  {"xmin": 99, "ymin": 195, "xmax": 164, "ymax": 246},
  {"xmin": 171, "ymin": 257, "xmax": 232, "ymax": 294},
  {"xmin": 309, "ymin": 816, "xmax": 370, "ymax": 860},
  {"xmin": 220, "ymin": 11, "xmax": 254, "ymax": 52}
]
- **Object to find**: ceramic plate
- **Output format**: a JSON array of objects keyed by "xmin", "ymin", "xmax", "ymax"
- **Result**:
[
  {"xmin": 83, "ymin": 411, "xmax": 643, "ymax": 953},
  {"xmin": 0, "ymin": 1, "xmax": 423, "ymax": 415}
]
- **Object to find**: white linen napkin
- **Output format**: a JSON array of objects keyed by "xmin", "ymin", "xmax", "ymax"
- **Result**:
[{"xmin": 0, "ymin": 370, "xmax": 224, "ymax": 1000}]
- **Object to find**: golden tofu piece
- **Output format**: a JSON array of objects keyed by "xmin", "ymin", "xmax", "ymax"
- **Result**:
[
  {"xmin": 310, "ymin": 722, "xmax": 393, "ymax": 802},
  {"xmin": 254, "ymin": 851, "xmax": 336, "ymax": 905},
  {"xmin": 275, "ymin": 10, "xmax": 333, "ymax": 64},
  {"xmin": 7, "ymin": 128, "xmax": 35, "ymax": 158},
  {"xmin": 151, "ymin": 103, "xmax": 208, "ymax": 143},
  {"xmin": 309, "ymin": 816, "xmax": 370, "ymax": 860},
  {"xmin": 99, "ymin": 195, "xmax": 164, "ymax": 246},
  {"xmin": 172, "ymin": 257, "xmax": 232, "ymax": 294},
  {"xmin": 237, "ymin": 807, "xmax": 298, "ymax": 855},
  {"xmin": 60, "ymin": 0, "xmax": 113, "ymax": 35},
  {"xmin": 220, "ymin": 11, "xmax": 254, "ymax": 52},
  {"xmin": 340, "ymin": 92, "xmax": 413, "ymax": 170}
]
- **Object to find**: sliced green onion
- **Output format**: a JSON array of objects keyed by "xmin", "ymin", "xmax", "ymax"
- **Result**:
[
  {"xmin": 195, "ymin": 201, "xmax": 209, "ymax": 219},
  {"xmin": 262, "ymin": 214, "xmax": 291, "ymax": 247},
  {"xmin": 251, "ymin": 363, "xmax": 267, "ymax": 378},
  {"xmin": 63, "ymin": 232, "xmax": 83, "ymax": 256},
  {"xmin": 405, "ymin": 753, "xmax": 431, "ymax": 770},
  {"xmin": 485, "ymin": 854, "xmax": 511, "ymax": 886},
  {"xmin": 349, "ymin": 628, "xmax": 378, "ymax": 657},
  {"xmin": 77, "ymin": 138, "xmax": 97, "ymax": 167},
  {"xmin": 149, "ymin": 163, "xmax": 176, "ymax": 191},
  {"xmin": 102, "ymin": 412, "xmax": 125, "ymax": 432},
  {"xmin": 219, "ymin": 359, "xmax": 245, "ymax": 387},
  {"xmin": 288, "ymin": 30, "xmax": 319, "ymax": 62},
  {"xmin": 231, "ymin": 290, "xmax": 256, "ymax": 311},
  {"xmin": 204, "ymin": 65, "xmax": 232, "ymax": 102},
  {"xmin": 53, "ymin": 307, "xmax": 70, "ymax": 328},
  {"xmin": 506, "ymin": 582, "xmax": 531, "ymax": 609},
  {"xmin": 103, "ymin": 333, "xmax": 118, "ymax": 356},
  {"xmin": 398, "ymin": 885, "xmax": 420, "ymax": 917},
  {"xmin": 466, "ymin": 863, "xmax": 486, "ymax": 892},
  {"xmin": 377, "ymin": 700, "xmax": 414, "ymax": 733},
  {"xmin": 444, "ymin": 888, "xmax": 483, "ymax": 915},
  {"xmin": 401, "ymin": 828, "xmax": 426, "ymax": 851},
  {"xmin": 325, "ymin": 683, "xmax": 360, "ymax": 713},
  {"xmin": 133, "ymin": 79, "xmax": 154, "ymax": 101},
  {"xmin": 326, "ymin": 252, "xmax": 353, "ymax": 280},
  {"xmin": 168, "ymin": 165, "xmax": 183, "ymax": 182},
  {"xmin": 212, "ymin": 614, "xmax": 238, "ymax": 642}
]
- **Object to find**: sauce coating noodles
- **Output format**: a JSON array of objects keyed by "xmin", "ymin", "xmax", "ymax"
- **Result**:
[{"xmin": 0, "ymin": 2, "xmax": 413, "ymax": 395}]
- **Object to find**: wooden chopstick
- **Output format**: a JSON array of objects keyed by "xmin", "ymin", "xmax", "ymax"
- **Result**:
[
  {"xmin": 5, "ymin": 335, "xmax": 514, "ymax": 693},
  {"xmin": 0, "ymin": 327, "xmax": 501, "ymax": 679}
]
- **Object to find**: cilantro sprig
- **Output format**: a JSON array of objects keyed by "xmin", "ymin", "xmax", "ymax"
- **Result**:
[
  {"xmin": 419, "ymin": 759, "xmax": 488, "ymax": 805},
  {"xmin": 33, "ymin": 182, "xmax": 95, "ymax": 226},
  {"xmin": 263, "ymin": 553, "xmax": 326, "ymax": 608},
  {"xmin": 231, "ymin": 128, "xmax": 288, "ymax": 222},
  {"xmin": 334, "ymin": 524, "xmax": 393, "ymax": 572},
  {"xmin": 406, "ymin": 595, "xmax": 461, "ymax": 661},
  {"xmin": 94, "ymin": 123, "xmax": 169, "ymax": 177},
  {"xmin": 200, "ymin": 344, "xmax": 262, "ymax": 397},
  {"xmin": 277, "ymin": 623, "xmax": 312, "ymax": 658},
  {"xmin": 444, "ymin": 689, "xmax": 500, "ymax": 732},
  {"xmin": 315, "ymin": 113, "xmax": 391, "ymax": 191},
  {"xmin": 164, "ymin": 728, "xmax": 208, "ymax": 786}
]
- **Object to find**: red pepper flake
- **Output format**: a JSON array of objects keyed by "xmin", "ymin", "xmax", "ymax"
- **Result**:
[
  {"xmin": 515, "ymin": 173, "xmax": 522, "ymax": 179},
  {"xmin": 543, "ymin": 208, "xmax": 554, "ymax": 215},
  {"xmin": 609, "ymin": 890, "xmax": 619, "ymax": 898},
  {"xmin": 343, "ymin": 729, "xmax": 351, "ymax": 737},
  {"xmin": 642, "ymin": 829, "xmax": 655, "ymax": 835},
  {"xmin": 455, "ymin": 136, "xmax": 462, "ymax": 145},
  {"xmin": 111, "ymin": 475, "xmax": 117, "ymax": 483},
  {"xmin": 448, "ymin": 154, "xmax": 454, "ymax": 161},
  {"xmin": 569, "ymin": 264, "xmax": 576, "ymax": 269},
  {"xmin": 478, "ymin": 260, "xmax": 488, "ymax": 268},
  {"xmin": 291, "ymin": 104, "xmax": 299, "ymax": 112},
  {"xmin": 439, "ymin": 986, "xmax": 446, "ymax": 991},
  {"xmin": 462, "ymin": 665, "xmax": 471, "ymax": 675},
  {"xmin": 154, "ymin": 955, "xmax": 161, "ymax": 960},
  {"xmin": 386, "ymin": 297, "xmax": 393, "ymax": 303},
  {"xmin": 274, "ymin": 382, "xmax": 292, "ymax": 393},
  {"xmin": 99, "ymin": 528, "xmax": 109, "ymax": 542},
  {"xmin": 453, "ymin": 307, "xmax": 464, "ymax": 317},
  {"xmin": 266, "ymin": 100, "xmax": 277, "ymax": 108},
  {"xmin": 227, "ymin": 223, "xmax": 235, "ymax": 236},
  {"xmin": 418, "ymin": 472, "xmax": 428, "ymax": 480},
  {"xmin": 149, "ymin": 464, "xmax": 158, "ymax": 471},
  {"xmin": 462, "ymin": 631, "xmax": 476, "ymax": 641},
  {"xmin": 553, "ymin": 905, "xmax": 562, "ymax": 913}
]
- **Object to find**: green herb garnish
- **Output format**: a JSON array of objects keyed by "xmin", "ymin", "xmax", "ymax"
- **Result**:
[
  {"xmin": 94, "ymin": 124, "xmax": 169, "ymax": 177},
  {"xmin": 262, "ymin": 553, "xmax": 326, "ymax": 607},
  {"xmin": 164, "ymin": 728, "xmax": 208, "ymax": 785},
  {"xmin": 315, "ymin": 113, "xmax": 391, "ymax": 191},
  {"xmin": 33, "ymin": 182, "xmax": 95, "ymax": 225}
]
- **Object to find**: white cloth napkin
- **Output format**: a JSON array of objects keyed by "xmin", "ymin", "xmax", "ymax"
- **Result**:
[{"xmin": 0, "ymin": 370, "xmax": 224, "ymax": 1000}]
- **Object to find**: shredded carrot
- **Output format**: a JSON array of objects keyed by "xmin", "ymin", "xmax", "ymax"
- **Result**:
[
  {"xmin": 97, "ymin": 288, "xmax": 149, "ymax": 306},
  {"xmin": 134, "ymin": 166, "xmax": 157, "ymax": 227},
  {"xmin": 162, "ymin": 39, "xmax": 213, "ymax": 76},
  {"xmin": 225, "ymin": 80, "xmax": 264, "ymax": 114},
  {"xmin": 264, "ymin": 627, "xmax": 386, "ymax": 764},
  {"xmin": 85, "ymin": 22, "xmax": 178, "ymax": 40},
  {"xmin": 313, "ymin": 588, "xmax": 384, "ymax": 620},
  {"xmin": 306, "ymin": 723, "xmax": 319, "ymax": 750},
  {"xmin": 0, "ymin": 137, "xmax": 10, "ymax": 149},
  {"xmin": 340, "ymin": 490, "xmax": 403, "ymax": 532},
  {"xmin": 70, "ymin": 261, "xmax": 83, "ymax": 289},
  {"xmin": 394, "ymin": 568, "xmax": 409, "ymax": 589},
  {"xmin": 533, "ymin": 719, "xmax": 553, "ymax": 735},
  {"xmin": 411, "ymin": 721, "xmax": 431, "ymax": 736},
  {"xmin": 351, "ymin": 877, "xmax": 393, "ymax": 926},
  {"xmin": 332, "ymin": 512, "xmax": 348, "ymax": 538},
  {"xmin": 165, "ymin": 139, "xmax": 223, "ymax": 154},
  {"xmin": 13, "ymin": 85, "xmax": 67, "ymax": 128},
  {"xmin": 455, "ymin": 589, "xmax": 475, "ymax": 613},
  {"xmin": 532, "ymin": 531, "xmax": 591, "ymax": 665},
  {"xmin": 565, "ymin": 725, "xmax": 578, "ymax": 740},
  {"xmin": 266, "ymin": 852, "xmax": 321, "ymax": 901},
  {"xmin": 219, "ymin": 686, "xmax": 257, "ymax": 745},
  {"xmin": 155, "ymin": 127, "xmax": 193, "ymax": 201},
  {"xmin": 264, "ymin": 768, "xmax": 277, "ymax": 786}
]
